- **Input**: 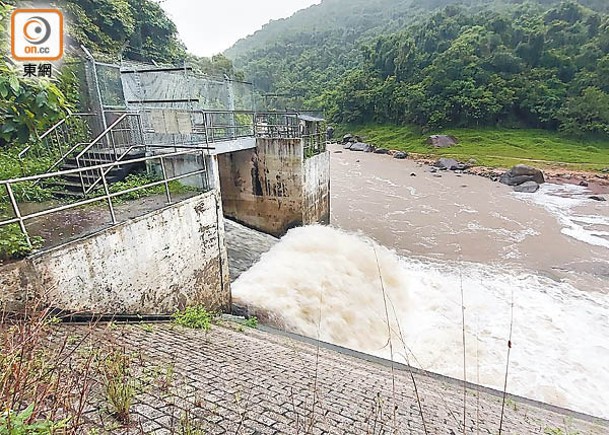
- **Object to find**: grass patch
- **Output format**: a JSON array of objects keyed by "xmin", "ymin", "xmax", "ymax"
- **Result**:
[
  {"xmin": 244, "ymin": 317, "xmax": 258, "ymax": 329},
  {"xmin": 109, "ymin": 173, "xmax": 199, "ymax": 203},
  {"xmin": 103, "ymin": 351, "xmax": 136, "ymax": 424},
  {"xmin": 172, "ymin": 306, "xmax": 214, "ymax": 331},
  {"xmin": 0, "ymin": 224, "xmax": 43, "ymax": 260},
  {"xmin": 345, "ymin": 124, "xmax": 609, "ymax": 171}
]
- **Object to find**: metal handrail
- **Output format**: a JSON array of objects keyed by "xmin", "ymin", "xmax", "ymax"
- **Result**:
[
  {"xmin": 75, "ymin": 113, "xmax": 131, "ymax": 161},
  {"xmin": 41, "ymin": 142, "xmax": 86, "ymax": 176},
  {"xmin": 18, "ymin": 111, "xmax": 97, "ymax": 160},
  {"xmin": 18, "ymin": 110, "xmax": 72, "ymax": 159},
  {"xmin": 33, "ymin": 113, "xmax": 136, "ymax": 190},
  {"xmin": 1, "ymin": 149, "xmax": 214, "ymax": 249},
  {"xmin": 82, "ymin": 144, "xmax": 145, "ymax": 195}
]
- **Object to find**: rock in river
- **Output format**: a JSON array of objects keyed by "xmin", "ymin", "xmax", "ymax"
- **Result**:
[
  {"xmin": 349, "ymin": 142, "xmax": 375, "ymax": 152},
  {"xmin": 513, "ymin": 181, "xmax": 540, "ymax": 193},
  {"xmin": 499, "ymin": 164, "xmax": 545, "ymax": 186},
  {"xmin": 393, "ymin": 151, "xmax": 408, "ymax": 160},
  {"xmin": 434, "ymin": 158, "xmax": 469, "ymax": 171}
]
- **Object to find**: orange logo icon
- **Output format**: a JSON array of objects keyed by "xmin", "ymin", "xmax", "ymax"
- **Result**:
[{"xmin": 11, "ymin": 9, "xmax": 64, "ymax": 62}]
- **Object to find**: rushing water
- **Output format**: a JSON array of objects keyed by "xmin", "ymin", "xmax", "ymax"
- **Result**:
[{"xmin": 233, "ymin": 146, "xmax": 609, "ymax": 419}]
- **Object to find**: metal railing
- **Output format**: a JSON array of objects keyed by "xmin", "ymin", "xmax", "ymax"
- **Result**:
[
  {"xmin": 255, "ymin": 112, "xmax": 301, "ymax": 139},
  {"xmin": 0, "ymin": 150, "xmax": 213, "ymax": 250},
  {"xmin": 18, "ymin": 111, "xmax": 96, "ymax": 160},
  {"xmin": 198, "ymin": 110, "xmax": 256, "ymax": 143},
  {"xmin": 76, "ymin": 113, "xmax": 142, "ymax": 161},
  {"xmin": 39, "ymin": 113, "xmax": 141, "ymax": 176},
  {"xmin": 303, "ymin": 133, "xmax": 327, "ymax": 158}
]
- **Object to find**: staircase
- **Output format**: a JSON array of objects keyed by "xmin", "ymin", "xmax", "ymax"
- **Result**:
[
  {"xmin": 46, "ymin": 149, "xmax": 143, "ymax": 198},
  {"xmin": 35, "ymin": 113, "xmax": 146, "ymax": 198}
]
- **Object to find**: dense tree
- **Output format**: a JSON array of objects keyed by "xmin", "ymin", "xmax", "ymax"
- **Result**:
[{"xmin": 227, "ymin": 0, "xmax": 609, "ymax": 136}]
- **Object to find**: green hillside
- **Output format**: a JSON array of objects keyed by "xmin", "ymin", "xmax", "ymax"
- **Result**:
[{"xmin": 225, "ymin": 0, "xmax": 609, "ymax": 137}]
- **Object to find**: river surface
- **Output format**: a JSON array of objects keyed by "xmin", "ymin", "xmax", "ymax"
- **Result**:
[{"xmin": 233, "ymin": 145, "xmax": 609, "ymax": 419}]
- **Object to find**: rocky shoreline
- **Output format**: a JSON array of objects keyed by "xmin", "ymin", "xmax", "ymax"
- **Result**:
[{"xmin": 339, "ymin": 138, "xmax": 609, "ymax": 198}]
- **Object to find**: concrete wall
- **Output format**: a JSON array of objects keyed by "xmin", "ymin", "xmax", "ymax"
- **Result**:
[
  {"xmin": 217, "ymin": 138, "xmax": 304, "ymax": 237},
  {"xmin": 0, "ymin": 191, "xmax": 230, "ymax": 315},
  {"xmin": 303, "ymin": 151, "xmax": 331, "ymax": 225}
]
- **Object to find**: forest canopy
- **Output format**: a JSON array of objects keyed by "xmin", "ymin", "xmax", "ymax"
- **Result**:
[{"xmin": 227, "ymin": 0, "xmax": 609, "ymax": 136}]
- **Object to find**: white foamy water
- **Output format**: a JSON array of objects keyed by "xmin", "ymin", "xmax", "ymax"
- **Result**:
[
  {"xmin": 515, "ymin": 183, "xmax": 609, "ymax": 249},
  {"xmin": 233, "ymin": 225, "xmax": 609, "ymax": 419}
]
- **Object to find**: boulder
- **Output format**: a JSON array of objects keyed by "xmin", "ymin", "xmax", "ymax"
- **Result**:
[
  {"xmin": 427, "ymin": 135, "xmax": 458, "ymax": 148},
  {"xmin": 579, "ymin": 180, "xmax": 589, "ymax": 187},
  {"xmin": 513, "ymin": 181, "xmax": 540, "ymax": 193},
  {"xmin": 342, "ymin": 134, "xmax": 353, "ymax": 144},
  {"xmin": 374, "ymin": 148, "xmax": 389, "ymax": 154},
  {"xmin": 348, "ymin": 142, "xmax": 375, "ymax": 152},
  {"xmin": 499, "ymin": 165, "xmax": 545, "ymax": 186},
  {"xmin": 434, "ymin": 157, "xmax": 462, "ymax": 171},
  {"xmin": 343, "ymin": 142, "xmax": 353, "ymax": 150},
  {"xmin": 393, "ymin": 151, "xmax": 408, "ymax": 160},
  {"xmin": 589, "ymin": 195, "xmax": 607, "ymax": 202}
]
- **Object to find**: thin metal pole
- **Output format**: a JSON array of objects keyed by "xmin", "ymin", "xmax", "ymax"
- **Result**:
[
  {"xmin": 100, "ymin": 167, "xmax": 117, "ymax": 224},
  {"xmin": 54, "ymin": 128, "xmax": 62, "ymax": 156},
  {"xmin": 6, "ymin": 183, "xmax": 32, "ymax": 248},
  {"xmin": 159, "ymin": 156, "xmax": 172, "ymax": 204},
  {"xmin": 76, "ymin": 157, "xmax": 86, "ymax": 195}
]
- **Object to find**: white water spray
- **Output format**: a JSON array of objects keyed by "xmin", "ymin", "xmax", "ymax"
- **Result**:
[{"xmin": 233, "ymin": 225, "xmax": 609, "ymax": 419}]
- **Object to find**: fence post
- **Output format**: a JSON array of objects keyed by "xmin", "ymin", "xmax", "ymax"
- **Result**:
[
  {"xmin": 5, "ymin": 183, "xmax": 32, "ymax": 248},
  {"xmin": 159, "ymin": 156, "xmax": 172, "ymax": 204},
  {"xmin": 76, "ymin": 157, "xmax": 87, "ymax": 195},
  {"xmin": 100, "ymin": 167, "xmax": 117, "ymax": 224}
]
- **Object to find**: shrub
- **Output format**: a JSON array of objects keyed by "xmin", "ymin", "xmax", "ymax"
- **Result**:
[{"xmin": 172, "ymin": 306, "xmax": 214, "ymax": 331}]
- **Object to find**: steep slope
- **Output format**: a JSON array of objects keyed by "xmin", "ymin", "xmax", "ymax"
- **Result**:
[{"xmin": 225, "ymin": 0, "xmax": 609, "ymax": 111}]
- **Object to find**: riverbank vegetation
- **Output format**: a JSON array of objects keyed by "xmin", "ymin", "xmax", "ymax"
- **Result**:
[{"xmin": 347, "ymin": 125, "xmax": 609, "ymax": 170}]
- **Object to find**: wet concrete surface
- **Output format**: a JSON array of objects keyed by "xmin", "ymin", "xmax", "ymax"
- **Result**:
[
  {"xmin": 18, "ymin": 192, "xmax": 199, "ymax": 251},
  {"xmin": 223, "ymin": 219, "xmax": 278, "ymax": 281}
]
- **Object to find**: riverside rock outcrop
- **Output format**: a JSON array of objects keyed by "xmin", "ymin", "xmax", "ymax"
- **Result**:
[{"xmin": 499, "ymin": 165, "xmax": 545, "ymax": 186}]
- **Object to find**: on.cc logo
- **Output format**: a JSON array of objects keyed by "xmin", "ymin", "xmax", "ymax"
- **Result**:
[
  {"xmin": 11, "ymin": 9, "xmax": 64, "ymax": 62},
  {"xmin": 23, "ymin": 16, "xmax": 52, "ymax": 45}
]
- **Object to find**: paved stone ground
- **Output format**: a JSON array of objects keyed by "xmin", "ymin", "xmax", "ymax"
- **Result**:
[{"xmin": 61, "ymin": 321, "xmax": 607, "ymax": 434}]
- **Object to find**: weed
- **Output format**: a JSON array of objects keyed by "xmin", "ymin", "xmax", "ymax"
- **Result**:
[
  {"xmin": 176, "ymin": 411, "xmax": 205, "ymax": 435},
  {"xmin": 172, "ymin": 306, "xmax": 214, "ymax": 331},
  {"xmin": 0, "ymin": 224, "xmax": 43, "ymax": 260},
  {"xmin": 0, "ymin": 301, "xmax": 95, "ymax": 433},
  {"xmin": 244, "ymin": 316, "xmax": 258, "ymax": 329},
  {"xmin": 158, "ymin": 363, "xmax": 175, "ymax": 393},
  {"xmin": 140, "ymin": 323, "xmax": 154, "ymax": 333},
  {"xmin": 0, "ymin": 404, "xmax": 67, "ymax": 434},
  {"xmin": 103, "ymin": 350, "xmax": 136, "ymax": 424},
  {"xmin": 505, "ymin": 397, "xmax": 518, "ymax": 412},
  {"xmin": 109, "ymin": 173, "xmax": 198, "ymax": 203}
]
